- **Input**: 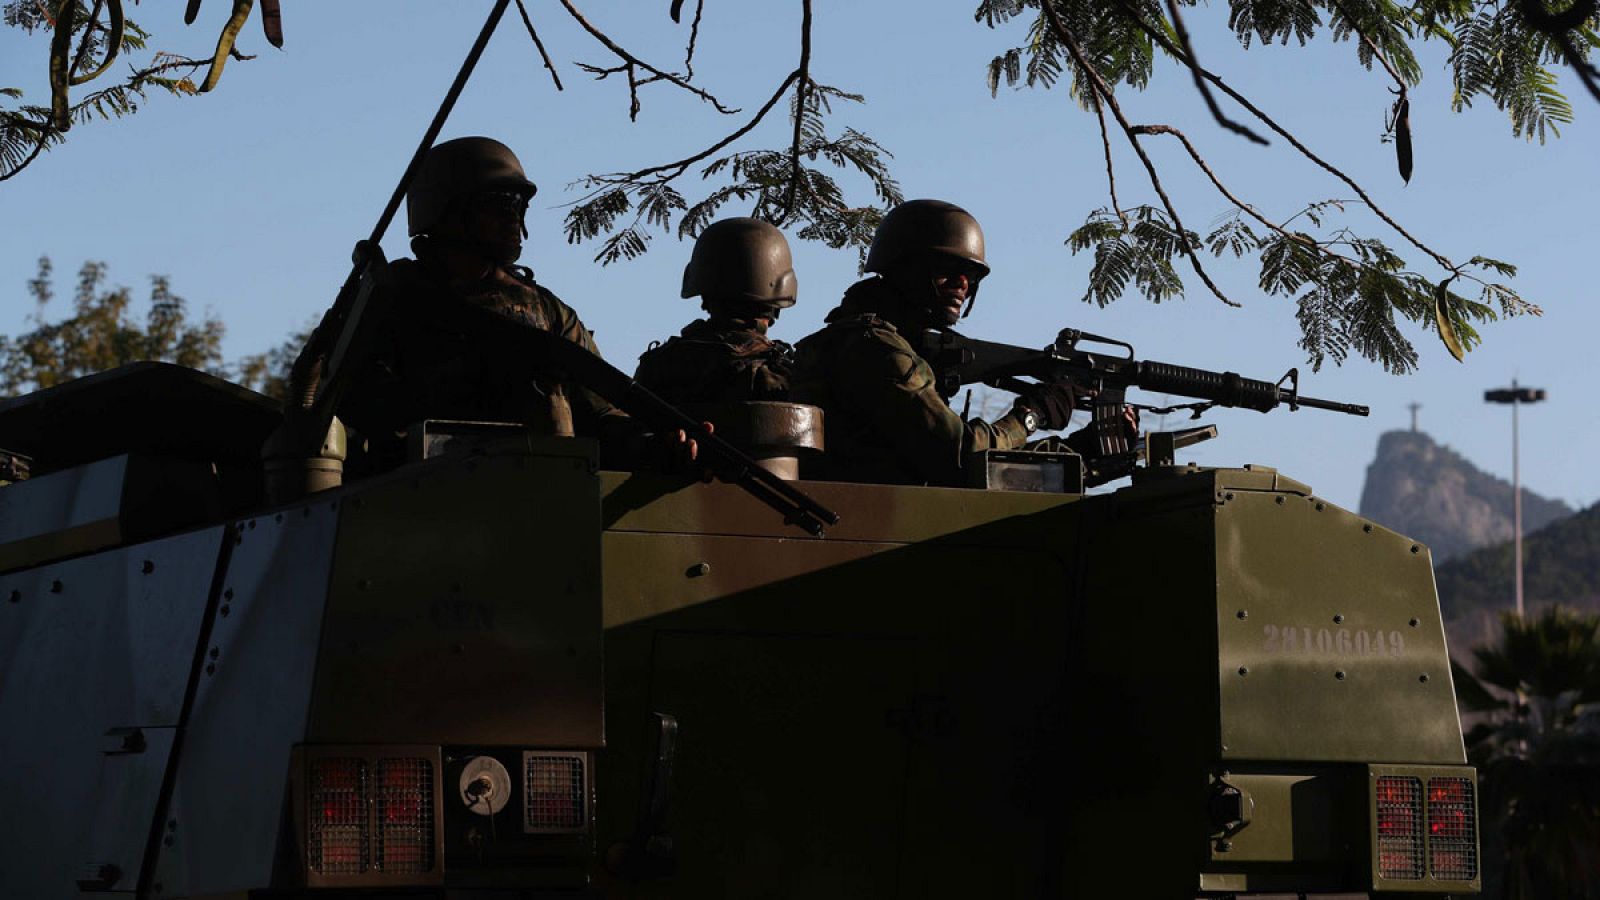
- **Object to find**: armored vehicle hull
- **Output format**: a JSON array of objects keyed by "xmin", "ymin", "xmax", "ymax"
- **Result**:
[{"xmin": 0, "ymin": 365, "xmax": 1478, "ymax": 898}]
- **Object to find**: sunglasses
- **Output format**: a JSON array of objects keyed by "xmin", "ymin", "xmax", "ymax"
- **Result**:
[{"xmin": 466, "ymin": 190, "xmax": 531, "ymax": 216}]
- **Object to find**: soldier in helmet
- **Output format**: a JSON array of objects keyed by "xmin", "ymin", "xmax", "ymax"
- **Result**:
[
  {"xmin": 634, "ymin": 217, "xmax": 797, "ymax": 405},
  {"xmin": 791, "ymin": 199, "xmax": 1132, "ymax": 486},
  {"xmin": 294, "ymin": 136, "xmax": 699, "ymax": 466}
]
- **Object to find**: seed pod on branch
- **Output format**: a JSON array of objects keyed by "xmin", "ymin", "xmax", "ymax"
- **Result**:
[{"xmin": 199, "ymin": 0, "xmax": 255, "ymax": 93}]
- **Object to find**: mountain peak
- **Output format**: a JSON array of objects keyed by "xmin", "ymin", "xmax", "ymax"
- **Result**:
[{"xmin": 1358, "ymin": 429, "xmax": 1573, "ymax": 564}]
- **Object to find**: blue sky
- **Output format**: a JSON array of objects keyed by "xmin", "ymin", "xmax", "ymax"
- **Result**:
[{"xmin": 2, "ymin": 2, "xmax": 1595, "ymax": 513}]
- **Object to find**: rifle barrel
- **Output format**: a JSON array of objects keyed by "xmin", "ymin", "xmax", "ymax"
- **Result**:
[{"xmin": 1292, "ymin": 395, "xmax": 1370, "ymax": 416}]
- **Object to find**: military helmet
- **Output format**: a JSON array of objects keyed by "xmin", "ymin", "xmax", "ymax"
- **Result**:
[
  {"xmin": 864, "ymin": 199, "xmax": 989, "ymax": 279},
  {"xmin": 406, "ymin": 137, "xmax": 538, "ymax": 237},
  {"xmin": 681, "ymin": 217, "xmax": 798, "ymax": 309}
]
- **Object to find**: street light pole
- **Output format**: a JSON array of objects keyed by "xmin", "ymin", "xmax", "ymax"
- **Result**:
[{"xmin": 1484, "ymin": 380, "xmax": 1547, "ymax": 617}]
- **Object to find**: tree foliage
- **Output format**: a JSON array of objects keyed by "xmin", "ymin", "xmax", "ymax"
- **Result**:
[
  {"xmin": 1, "ymin": 0, "xmax": 274, "ymax": 182},
  {"xmin": 1454, "ymin": 606, "xmax": 1600, "ymax": 898},
  {"xmin": 1, "ymin": 256, "xmax": 224, "ymax": 395},
  {"xmin": 561, "ymin": 1, "xmax": 902, "ymax": 265},
  {"xmin": 6, "ymin": 0, "xmax": 1597, "ymax": 374},
  {"xmin": 977, "ymin": 0, "xmax": 1594, "ymax": 372},
  {"xmin": 0, "ymin": 256, "xmax": 298, "ymax": 401}
]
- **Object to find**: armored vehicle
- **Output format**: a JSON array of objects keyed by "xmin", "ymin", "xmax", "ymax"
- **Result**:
[{"xmin": 0, "ymin": 360, "xmax": 1480, "ymax": 899}]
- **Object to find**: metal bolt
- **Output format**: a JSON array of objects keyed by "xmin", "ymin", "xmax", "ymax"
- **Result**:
[
  {"xmin": 1224, "ymin": 492, "xmax": 1234, "ymax": 501},
  {"xmin": 248, "ymin": 520, "xmax": 257, "ymax": 530},
  {"xmin": 205, "ymin": 664, "xmax": 215, "ymax": 676},
  {"xmin": 163, "ymin": 835, "xmax": 173, "ymax": 847},
  {"xmin": 687, "ymin": 562, "xmax": 712, "ymax": 578},
  {"xmin": 50, "ymin": 579, "xmax": 62, "ymax": 593},
  {"xmin": 1216, "ymin": 840, "xmax": 1233, "ymax": 853},
  {"xmin": 1334, "ymin": 614, "xmax": 1345, "ymax": 624},
  {"xmin": 1315, "ymin": 502, "xmax": 1326, "ymax": 512},
  {"xmin": 141, "ymin": 560, "xmax": 155, "ymax": 574},
  {"xmin": 7, "ymin": 589, "xmax": 18, "ymax": 603},
  {"xmin": 223, "ymin": 588, "xmax": 234, "ymax": 600},
  {"xmin": 1363, "ymin": 524, "xmax": 1373, "ymax": 534},
  {"xmin": 1237, "ymin": 666, "xmax": 1249, "ymax": 677},
  {"xmin": 1275, "ymin": 496, "xmax": 1285, "ymax": 505},
  {"xmin": 1410, "ymin": 545, "xmax": 1420, "ymax": 554},
  {"xmin": 209, "ymin": 647, "xmax": 219, "ymax": 659},
  {"xmin": 1419, "ymin": 674, "xmax": 1430, "ymax": 684},
  {"xmin": 219, "ymin": 604, "xmax": 230, "ymax": 617},
  {"xmin": 1335, "ymin": 670, "xmax": 1347, "ymax": 681},
  {"xmin": 275, "ymin": 513, "xmax": 284, "ymax": 523},
  {"xmin": 1409, "ymin": 618, "xmax": 1420, "ymax": 627},
  {"xmin": 1236, "ymin": 609, "xmax": 1248, "ymax": 620}
]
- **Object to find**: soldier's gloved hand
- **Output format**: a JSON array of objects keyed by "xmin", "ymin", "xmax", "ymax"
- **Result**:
[
  {"xmin": 1014, "ymin": 383, "xmax": 1084, "ymax": 432},
  {"xmin": 660, "ymin": 421, "xmax": 715, "ymax": 476},
  {"xmin": 1064, "ymin": 405, "xmax": 1140, "ymax": 458}
]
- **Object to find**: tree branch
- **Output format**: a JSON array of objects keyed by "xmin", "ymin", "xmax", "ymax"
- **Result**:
[
  {"xmin": 69, "ymin": 0, "xmax": 108, "ymax": 83},
  {"xmin": 1040, "ymin": 2, "xmax": 1240, "ymax": 306},
  {"xmin": 780, "ymin": 0, "xmax": 814, "ymax": 225},
  {"xmin": 1114, "ymin": 0, "xmax": 1457, "ymax": 273},
  {"xmin": 1090, "ymin": 93, "xmax": 1124, "ymax": 222},
  {"xmin": 556, "ymin": 0, "xmax": 737, "ymax": 116},
  {"xmin": 513, "ymin": 0, "xmax": 564, "ymax": 91},
  {"xmin": 1164, "ymin": 0, "xmax": 1267, "ymax": 144},
  {"xmin": 684, "ymin": 0, "xmax": 706, "ymax": 79},
  {"xmin": 577, "ymin": 69, "xmax": 800, "ymax": 192},
  {"xmin": 0, "ymin": 130, "xmax": 50, "ymax": 183},
  {"xmin": 1330, "ymin": 0, "xmax": 1408, "ymax": 90},
  {"xmin": 1518, "ymin": 0, "xmax": 1600, "ymax": 105}
]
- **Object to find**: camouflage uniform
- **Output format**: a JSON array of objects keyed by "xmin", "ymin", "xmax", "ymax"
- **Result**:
[
  {"xmin": 634, "ymin": 318, "xmax": 794, "ymax": 406},
  {"xmin": 791, "ymin": 278, "xmax": 1031, "ymax": 486},
  {"xmin": 335, "ymin": 258, "xmax": 627, "ymax": 441}
]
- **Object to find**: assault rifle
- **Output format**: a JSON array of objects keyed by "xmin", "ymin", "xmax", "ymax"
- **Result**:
[{"xmin": 918, "ymin": 327, "xmax": 1368, "ymax": 480}]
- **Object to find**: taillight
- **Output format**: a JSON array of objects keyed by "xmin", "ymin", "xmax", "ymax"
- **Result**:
[
  {"xmin": 309, "ymin": 758, "xmax": 369, "ymax": 875},
  {"xmin": 375, "ymin": 758, "xmax": 435, "ymax": 874},
  {"xmin": 1375, "ymin": 775, "xmax": 1424, "ymax": 880},
  {"xmin": 1427, "ymin": 776, "xmax": 1478, "ymax": 881},
  {"xmin": 523, "ymin": 751, "xmax": 587, "ymax": 833},
  {"xmin": 299, "ymin": 747, "xmax": 440, "ymax": 885}
]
